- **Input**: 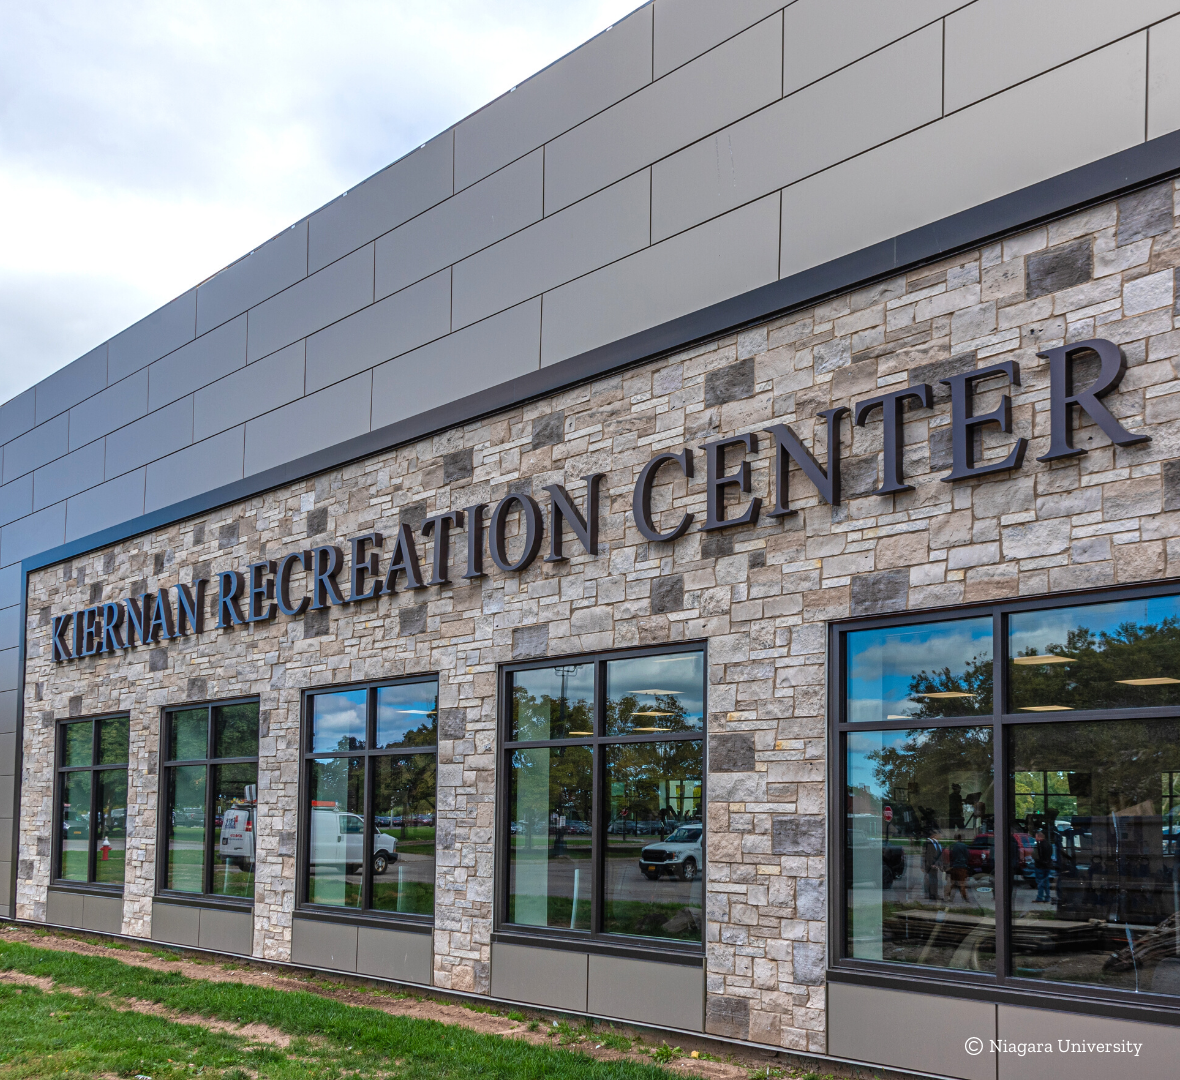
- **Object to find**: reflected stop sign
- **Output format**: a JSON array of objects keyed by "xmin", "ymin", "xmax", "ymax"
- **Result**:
[{"xmin": 883, "ymin": 806, "xmax": 893, "ymax": 823}]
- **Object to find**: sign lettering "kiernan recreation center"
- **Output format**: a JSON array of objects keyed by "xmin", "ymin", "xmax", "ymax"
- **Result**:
[{"xmin": 49, "ymin": 339, "xmax": 1146, "ymax": 663}]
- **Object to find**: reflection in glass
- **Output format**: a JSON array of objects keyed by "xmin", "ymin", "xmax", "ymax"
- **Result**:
[
  {"xmin": 372, "ymin": 755, "xmax": 436, "ymax": 915},
  {"xmin": 63, "ymin": 722, "xmax": 91, "ymax": 767},
  {"xmin": 167, "ymin": 765, "xmax": 206, "ymax": 892},
  {"xmin": 1009, "ymin": 719, "xmax": 1180, "ymax": 995},
  {"xmin": 847, "ymin": 619, "xmax": 993, "ymax": 723},
  {"xmin": 376, "ymin": 682, "xmax": 438, "ymax": 748},
  {"xmin": 604, "ymin": 741, "xmax": 702, "ymax": 941},
  {"xmin": 93, "ymin": 769, "xmax": 127, "ymax": 884},
  {"xmin": 510, "ymin": 665, "xmax": 594, "ymax": 741},
  {"xmin": 169, "ymin": 709, "xmax": 208, "ymax": 760},
  {"xmin": 98, "ymin": 717, "xmax": 129, "ymax": 764},
  {"xmin": 307, "ymin": 757, "xmax": 364, "ymax": 908},
  {"xmin": 845, "ymin": 727, "xmax": 995, "ymax": 970},
  {"xmin": 311, "ymin": 691, "xmax": 367, "ymax": 753},
  {"xmin": 211, "ymin": 763, "xmax": 257, "ymax": 898},
  {"xmin": 60, "ymin": 771, "xmax": 91, "ymax": 880},
  {"xmin": 214, "ymin": 703, "xmax": 259, "ymax": 758},
  {"xmin": 1009, "ymin": 596, "xmax": 1180, "ymax": 712},
  {"xmin": 606, "ymin": 653, "xmax": 704, "ymax": 736},
  {"xmin": 508, "ymin": 745, "xmax": 593, "ymax": 930}
]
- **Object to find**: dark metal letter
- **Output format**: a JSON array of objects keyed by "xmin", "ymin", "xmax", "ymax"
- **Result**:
[
  {"xmin": 422, "ymin": 513, "xmax": 463, "ymax": 586},
  {"xmin": 347, "ymin": 533, "xmax": 384, "ymax": 602},
  {"xmin": 632, "ymin": 450, "xmax": 694, "ymax": 543},
  {"xmin": 276, "ymin": 552, "xmax": 311, "ymax": 616},
  {"xmin": 764, "ymin": 407, "xmax": 849, "ymax": 517},
  {"xmin": 52, "ymin": 613, "xmax": 73, "ymax": 662},
  {"xmin": 309, "ymin": 546, "xmax": 345, "ymax": 609},
  {"xmin": 217, "ymin": 571, "xmax": 246, "ymax": 628},
  {"xmin": 544, "ymin": 474, "xmax": 604, "ymax": 562},
  {"xmin": 147, "ymin": 589, "xmax": 176, "ymax": 642},
  {"xmin": 175, "ymin": 580, "xmax": 208, "ymax": 636},
  {"xmin": 461, "ymin": 504, "xmax": 487, "ymax": 580},
  {"xmin": 700, "ymin": 434, "xmax": 761, "ymax": 531},
  {"xmin": 79, "ymin": 607, "xmax": 101, "ymax": 656},
  {"xmin": 124, "ymin": 595, "xmax": 150, "ymax": 647},
  {"xmin": 939, "ymin": 361, "xmax": 1028, "ymax": 482},
  {"xmin": 853, "ymin": 385, "xmax": 933, "ymax": 495},
  {"xmin": 382, "ymin": 525, "xmax": 425, "ymax": 593},
  {"xmin": 1035, "ymin": 338, "xmax": 1150, "ymax": 461},
  {"xmin": 101, "ymin": 602, "xmax": 126, "ymax": 652},
  {"xmin": 489, "ymin": 494, "xmax": 544, "ymax": 572},
  {"xmin": 247, "ymin": 560, "xmax": 278, "ymax": 623}
]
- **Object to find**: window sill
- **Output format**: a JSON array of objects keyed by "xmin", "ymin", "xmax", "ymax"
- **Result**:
[
  {"xmin": 48, "ymin": 881, "xmax": 124, "ymax": 897},
  {"xmin": 154, "ymin": 892, "xmax": 253, "ymax": 912},
  {"xmin": 492, "ymin": 927, "xmax": 704, "ymax": 967},
  {"xmin": 294, "ymin": 905, "xmax": 434, "ymax": 934}
]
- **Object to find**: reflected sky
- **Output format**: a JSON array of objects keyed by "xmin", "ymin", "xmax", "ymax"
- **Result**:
[
  {"xmin": 1010, "ymin": 595, "xmax": 1180, "ymax": 656},
  {"xmin": 376, "ymin": 681, "xmax": 438, "ymax": 747},
  {"xmin": 311, "ymin": 690, "xmax": 366, "ymax": 753},
  {"xmin": 606, "ymin": 653, "xmax": 704, "ymax": 732}
]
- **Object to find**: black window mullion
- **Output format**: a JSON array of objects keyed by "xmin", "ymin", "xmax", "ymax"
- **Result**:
[
  {"xmin": 88, "ymin": 720, "xmax": 98, "ymax": 883},
  {"xmin": 363, "ymin": 688, "xmax": 375, "ymax": 910},
  {"xmin": 591, "ymin": 658, "xmax": 606, "ymax": 938},
  {"xmin": 992, "ymin": 607, "xmax": 1009, "ymax": 984}
]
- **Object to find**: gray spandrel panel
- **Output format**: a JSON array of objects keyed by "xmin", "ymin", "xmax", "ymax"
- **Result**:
[
  {"xmin": 0, "ymin": 649, "xmax": 15, "ymax": 694},
  {"xmin": 67, "ymin": 369, "xmax": 149, "ymax": 453},
  {"xmin": 371, "ymin": 297, "xmax": 540, "ymax": 429},
  {"xmin": 0, "ymin": 605, "xmax": 15, "ymax": 652},
  {"xmin": 1, "ymin": 413, "xmax": 68, "ymax": 486},
  {"xmin": 244, "ymin": 369, "xmax": 371, "ymax": 477},
  {"xmin": 0, "ymin": 565, "xmax": 18, "ymax": 611},
  {"xmin": 246, "ymin": 245, "xmax": 373, "ymax": 364},
  {"xmin": 64, "ymin": 469, "xmax": 145, "ymax": 544},
  {"xmin": 545, "ymin": 15, "xmax": 782, "ymax": 214},
  {"xmin": 374, "ymin": 149, "xmax": 543, "ymax": 301},
  {"xmin": 148, "ymin": 314, "xmax": 247, "ymax": 412},
  {"xmin": 308, "ymin": 130, "xmax": 453, "ymax": 274},
  {"xmin": 107, "ymin": 288, "xmax": 197, "ymax": 384},
  {"xmin": 34, "ymin": 344, "xmax": 107, "ymax": 426},
  {"xmin": 32, "ymin": 442, "xmax": 105, "ymax": 512},
  {"xmin": 0, "ymin": 476, "xmax": 31, "ymax": 530},
  {"xmin": 782, "ymin": 0, "xmax": 963, "ymax": 96},
  {"xmin": 197, "ymin": 221, "xmax": 308, "ymax": 335},
  {"xmin": 145, "ymin": 426, "xmax": 244, "ymax": 514},
  {"xmin": 0, "ymin": 503, "xmax": 65, "ymax": 569},
  {"xmin": 653, "ymin": 0, "xmax": 787, "ymax": 78},
  {"xmin": 651, "ymin": 23, "xmax": 943, "ymax": 242},
  {"xmin": 453, "ymin": 6, "xmax": 652, "ymax": 190},
  {"xmin": 541, "ymin": 194, "xmax": 779, "ymax": 366},
  {"xmin": 452, "ymin": 170, "xmax": 649, "ymax": 330},
  {"xmin": 306, "ymin": 270, "xmax": 450, "ymax": 394},
  {"xmin": 105, "ymin": 395, "xmax": 194, "ymax": 478},
  {"xmin": 0, "ymin": 691, "xmax": 14, "ymax": 736},
  {"xmin": 0, "ymin": 388, "xmax": 35, "ymax": 447},
  {"xmin": 194, "ymin": 340, "xmax": 305, "ymax": 441}
]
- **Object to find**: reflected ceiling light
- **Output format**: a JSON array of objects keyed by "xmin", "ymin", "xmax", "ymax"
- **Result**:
[
  {"xmin": 632, "ymin": 727, "xmax": 670, "ymax": 732},
  {"xmin": 912, "ymin": 692, "xmax": 976, "ymax": 699},
  {"xmin": 567, "ymin": 730, "xmax": 594, "ymax": 736},
  {"xmin": 1012, "ymin": 654, "xmax": 1075, "ymax": 665},
  {"xmin": 631, "ymin": 689, "xmax": 683, "ymax": 695},
  {"xmin": 1019, "ymin": 705, "xmax": 1073, "ymax": 711},
  {"xmin": 1115, "ymin": 677, "xmax": 1180, "ymax": 686},
  {"xmin": 632, "ymin": 711, "xmax": 674, "ymax": 716},
  {"xmin": 886, "ymin": 714, "xmax": 911, "ymax": 720}
]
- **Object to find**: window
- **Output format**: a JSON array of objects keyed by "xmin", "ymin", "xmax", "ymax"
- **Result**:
[
  {"xmin": 836, "ymin": 589, "xmax": 1180, "ymax": 1008},
  {"xmin": 502, "ymin": 646, "xmax": 705, "ymax": 949},
  {"xmin": 56, "ymin": 715, "xmax": 129, "ymax": 887},
  {"xmin": 302, "ymin": 678, "xmax": 438, "ymax": 919},
  {"xmin": 161, "ymin": 700, "xmax": 259, "ymax": 900}
]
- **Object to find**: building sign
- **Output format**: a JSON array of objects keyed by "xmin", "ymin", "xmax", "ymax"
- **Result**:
[{"xmin": 49, "ymin": 338, "xmax": 1146, "ymax": 663}]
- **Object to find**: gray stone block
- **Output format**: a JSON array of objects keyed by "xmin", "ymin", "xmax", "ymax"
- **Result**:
[
  {"xmin": 64, "ymin": 469, "xmax": 146, "ymax": 544},
  {"xmin": 792, "ymin": 940, "xmax": 825, "ymax": 985},
  {"xmin": 195, "ymin": 339, "xmax": 305, "ymax": 441},
  {"xmin": 795, "ymin": 877, "xmax": 826, "ymax": 920},
  {"xmin": 145, "ymin": 427, "xmax": 244, "ymax": 514},
  {"xmin": 709, "ymin": 732, "xmax": 755, "ymax": 772},
  {"xmin": 0, "ymin": 387, "xmax": 35, "ymax": 446},
  {"xmin": 1117, "ymin": 181, "xmax": 1174, "ymax": 246},
  {"xmin": 148, "ymin": 314, "xmax": 247, "ymax": 412},
  {"xmin": 772, "ymin": 815, "xmax": 825, "ymax": 855},
  {"xmin": 0, "ymin": 475, "xmax": 32, "ymax": 529},
  {"xmin": 704, "ymin": 357, "xmax": 755, "ymax": 407},
  {"xmin": 705, "ymin": 994, "xmax": 749, "ymax": 1039},
  {"xmin": 454, "ymin": 5, "xmax": 652, "ymax": 190},
  {"xmin": 1163, "ymin": 458, "xmax": 1180, "ymax": 511},
  {"xmin": 35, "ymin": 344, "xmax": 107, "ymax": 425},
  {"xmin": 399, "ymin": 603, "xmax": 427, "ymax": 636},
  {"xmin": 197, "ymin": 221, "xmax": 307, "ymax": 335},
  {"xmin": 0, "ymin": 503, "xmax": 65, "ymax": 568},
  {"xmin": 530, "ymin": 411, "xmax": 564, "ymax": 449},
  {"xmin": 700, "ymin": 533, "xmax": 733, "ymax": 559},
  {"xmin": 68, "ymin": 369, "xmax": 149, "ymax": 452},
  {"xmin": 306, "ymin": 269, "xmax": 450, "ymax": 394},
  {"xmin": 374, "ymin": 150, "xmax": 542, "ymax": 301},
  {"xmin": 442, "ymin": 448, "xmax": 472, "ymax": 483},
  {"xmin": 108, "ymin": 289, "xmax": 196, "ymax": 384},
  {"xmin": 303, "ymin": 607, "xmax": 329, "ymax": 638},
  {"xmin": 309, "ymin": 131, "xmax": 452, "ymax": 274},
  {"xmin": 1027, "ymin": 238, "xmax": 1093, "ymax": 299},
  {"xmin": 651, "ymin": 575, "xmax": 685, "ymax": 613},
  {"xmin": 246, "ymin": 245, "xmax": 373, "ymax": 364},
  {"xmin": 512, "ymin": 623, "xmax": 549, "ymax": 659},
  {"xmin": 911, "ymin": 350, "xmax": 977, "ymax": 404},
  {"xmin": 32, "ymin": 442, "xmax": 105, "ymax": 511},
  {"xmin": 2, "ymin": 413, "xmax": 68, "ymax": 485},
  {"xmin": 850, "ymin": 567, "xmax": 909, "ymax": 615},
  {"xmin": 438, "ymin": 709, "xmax": 465, "ymax": 740},
  {"xmin": 654, "ymin": 0, "xmax": 785, "ymax": 78}
]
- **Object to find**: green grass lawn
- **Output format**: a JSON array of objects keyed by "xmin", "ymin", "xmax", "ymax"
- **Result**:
[{"xmin": 0, "ymin": 938, "xmax": 680, "ymax": 1080}]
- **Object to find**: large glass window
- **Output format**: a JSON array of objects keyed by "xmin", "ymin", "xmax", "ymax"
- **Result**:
[
  {"xmin": 56, "ymin": 716, "xmax": 129, "ymax": 886},
  {"xmin": 303, "ymin": 679, "xmax": 438, "ymax": 919},
  {"xmin": 161, "ymin": 701, "xmax": 259, "ymax": 900},
  {"xmin": 503, "ymin": 647, "xmax": 704, "ymax": 949}
]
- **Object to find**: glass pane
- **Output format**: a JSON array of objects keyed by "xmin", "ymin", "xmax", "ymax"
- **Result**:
[
  {"xmin": 98, "ymin": 717, "xmax": 129, "ymax": 764},
  {"xmin": 604, "ymin": 740, "xmax": 702, "ymax": 941},
  {"xmin": 307, "ymin": 757, "xmax": 364, "ymax": 908},
  {"xmin": 606, "ymin": 653, "xmax": 705, "ymax": 736},
  {"xmin": 509, "ymin": 665, "xmax": 594, "ymax": 741},
  {"xmin": 376, "ymin": 681, "xmax": 439, "ymax": 749},
  {"xmin": 212, "ymin": 763, "xmax": 257, "ymax": 898},
  {"xmin": 1009, "ymin": 595, "xmax": 1180, "ymax": 712},
  {"xmin": 62, "ymin": 722, "xmax": 92, "ymax": 767},
  {"xmin": 166, "ymin": 765, "xmax": 206, "ymax": 892},
  {"xmin": 213, "ymin": 703, "xmax": 259, "ymax": 759},
  {"xmin": 846, "ymin": 619, "xmax": 993, "ymax": 723},
  {"xmin": 59, "ymin": 772, "xmax": 91, "ymax": 880},
  {"xmin": 310, "ymin": 690, "xmax": 367, "ymax": 753},
  {"xmin": 508, "ymin": 745, "xmax": 593, "ymax": 930},
  {"xmin": 169, "ymin": 709, "xmax": 208, "ymax": 761},
  {"xmin": 1009, "ymin": 718, "xmax": 1180, "ymax": 995},
  {"xmin": 845, "ymin": 727, "xmax": 995, "ymax": 970},
  {"xmin": 93, "ymin": 769, "xmax": 127, "ymax": 884},
  {"xmin": 371, "ymin": 755, "xmax": 436, "ymax": 915}
]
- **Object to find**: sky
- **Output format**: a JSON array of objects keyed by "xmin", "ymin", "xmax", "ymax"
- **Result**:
[{"xmin": 0, "ymin": 0, "xmax": 643, "ymax": 407}]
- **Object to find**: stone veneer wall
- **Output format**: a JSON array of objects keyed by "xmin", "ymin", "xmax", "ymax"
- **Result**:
[{"xmin": 19, "ymin": 178, "xmax": 1180, "ymax": 1053}]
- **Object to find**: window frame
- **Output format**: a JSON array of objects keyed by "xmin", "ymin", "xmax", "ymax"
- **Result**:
[
  {"xmin": 52, "ymin": 712, "xmax": 130, "ymax": 893},
  {"xmin": 828, "ymin": 581, "xmax": 1180, "ymax": 1023},
  {"xmin": 155, "ymin": 696, "xmax": 261, "ymax": 907},
  {"xmin": 494, "ymin": 641, "xmax": 707, "ymax": 963},
  {"xmin": 296, "ymin": 675, "xmax": 439, "ymax": 929}
]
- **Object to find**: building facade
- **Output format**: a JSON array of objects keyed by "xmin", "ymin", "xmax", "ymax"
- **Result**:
[{"xmin": 9, "ymin": 4, "xmax": 1180, "ymax": 1078}]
